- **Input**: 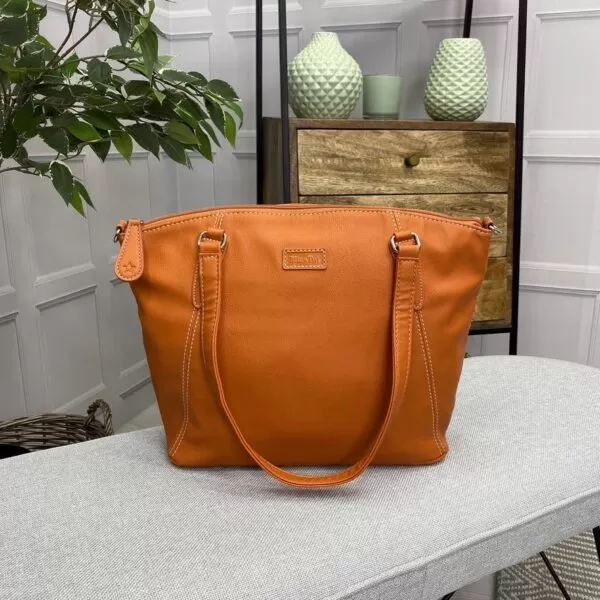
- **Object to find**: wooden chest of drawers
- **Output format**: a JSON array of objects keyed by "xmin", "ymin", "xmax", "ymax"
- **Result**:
[{"xmin": 262, "ymin": 118, "xmax": 515, "ymax": 331}]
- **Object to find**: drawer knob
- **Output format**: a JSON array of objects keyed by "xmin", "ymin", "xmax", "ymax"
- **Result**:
[{"xmin": 404, "ymin": 154, "xmax": 420, "ymax": 168}]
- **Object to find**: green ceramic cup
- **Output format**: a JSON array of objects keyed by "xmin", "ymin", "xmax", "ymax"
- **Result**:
[{"xmin": 363, "ymin": 74, "xmax": 403, "ymax": 119}]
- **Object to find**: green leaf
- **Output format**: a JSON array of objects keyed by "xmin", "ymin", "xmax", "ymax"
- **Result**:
[
  {"xmin": 13, "ymin": 102, "xmax": 35, "ymax": 134},
  {"xmin": 94, "ymin": 101, "xmax": 131, "ymax": 114},
  {"xmin": 114, "ymin": 5, "xmax": 133, "ymax": 47},
  {"xmin": 127, "ymin": 61, "xmax": 146, "ymax": 76},
  {"xmin": 12, "ymin": 144, "xmax": 27, "ymax": 165},
  {"xmin": 67, "ymin": 121, "xmax": 102, "ymax": 142},
  {"xmin": 1, "ymin": 123, "xmax": 17, "ymax": 158},
  {"xmin": 61, "ymin": 52, "xmax": 79, "ymax": 77},
  {"xmin": 83, "ymin": 96, "xmax": 113, "ymax": 108},
  {"xmin": 90, "ymin": 139, "xmax": 111, "ymax": 161},
  {"xmin": 111, "ymin": 131, "xmax": 132, "ymax": 163},
  {"xmin": 179, "ymin": 97, "xmax": 209, "ymax": 122},
  {"xmin": 198, "ymin": 120, "xmax": 221, "ymax": 148},
  {"xmin": 21, "ymin": 158, "xmax": 50, "ymax": 173},
  {"xmin": 24, "ymin": 37, "xmax": 54, "ymax": 63},
  {"xmin": 66, "ymin": 132, "xmax": 81, "ymax": 152},
  {"xmin": 37, "ymin": 86, "xmax": 72, "ymax": 100},
  {"xmin": 153, "ymin": 88, "xmax": 166, "ymax": 104},
  {"xmin": 73, "ymin": 179, "xmax": 94, "ymax": 208},
  {"xmin": 106, "ymin": 45, "xmax": 141, "ymax": 60},
  {"xmin": 0, "ymin": 15, "xmax": 29, "ymax": 45},
  {"xmin": 0, "ymin": 0, "xmax": 28, "ymax": 17},
  {"xmin": 50, "ymin": 161, "xmax": 73, "ymax": 205},
  {"xmin": 194, "ymin": 127, "xmax": 212, "ymax": 161},
  {"xmin": 88, "ymin": 58, "xmax": 112, "ymax": 86},
  {"xmin": 226, "ymin": 101, "xmax": 244, "ymax": 126},
  {"xmin": 64, "ymin": 84, "xmax": 95, "ymax": 98},
  {"xmin": 205, "ymin": 79, "xmax": 238, "ymax": 100},
  {"xmin": 34, "ymin": 34, "xmax": 54, "ymax": 51},
  {"xmin": 160, "ymin": 136, "xmax": 190, "ymax": 167},
  {"xmin": 137, "ymin": 28, "xmax": 158, "ymax": 77},
  {"xmin": 189, "ymin": 71, "xmax": 207, "ymax": 86},
  {"xmin": 159, "ymin": 69, "xmax": 197, "ymax": 84},
  {"xmin": 52, "ymin": 113, "xmax": 76, "ymax": 128},
  {"xmin": 206, "ymin": 98, "xmax": 225, "ymax": 136},
  {"xmin": 156, "ymin": 55, "xmax": 174, "ymax": 70},
  {"xmin": 223, "ymin": 111, "xmax": 237, "ymax": 146},
  {"xmin": 0, "ymin": 45, "xmax": 16, "ymax": 71},
  {"xmin": 127, "ymin": 123, "xmax": 159, "ymax": 157},
  {"xmin": 70, "ymin": 185, "xmax": 85, "ymax": 216},
  {"xmin": 146, "ymin": 0, "xmax": 156, "ymax": 19},
  {"xmin": 81, "ymin": 110, "xmax": 120, "ymax": 131},
  {"xmin": 16, "ymin": 49, "xmax": 44, "ymax": 69},
  {"xmin": 25, "ymin": 3, "xmax": 45, "ymax": 38},
  {"xmin": 164, "ymin": 121, "xmax": 197, "ymax": 145},
  {"xmin": 123, "ymin": 79, "xmax": 151, "ymax": 97},
  {"xmin": 39, "ymin": 127, "xmax": 69, "ymax": 155}
]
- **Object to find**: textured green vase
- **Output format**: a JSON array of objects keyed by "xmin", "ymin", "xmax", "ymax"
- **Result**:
[
  {"xmin": 424, "ymin": 38, "xmax": 489, "ymax": 121},
  {"xmin": 288, "ymin": 32, "xmax": 362, "ymax": 119}
]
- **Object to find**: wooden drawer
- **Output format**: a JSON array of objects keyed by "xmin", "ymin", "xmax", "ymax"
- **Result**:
[
  {"xmin": 301, "ymin": 194, "xmax": 508, "ymax": 258},
  {"xmin": 297, "ymin": 129, "xmax": 510, "ymax": 196},
  {"xmin": 474, "ymin": 259, "xmax": 508, "ymax": 322}
]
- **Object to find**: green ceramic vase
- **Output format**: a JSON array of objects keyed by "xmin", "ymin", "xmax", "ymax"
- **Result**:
[
  {"xmin": 424, "ymin": 38, "xmax": 488, "ymax": 121},
  {"xmin": 288, "ymin": 32, "xmax": 362, "ymax": 119}
]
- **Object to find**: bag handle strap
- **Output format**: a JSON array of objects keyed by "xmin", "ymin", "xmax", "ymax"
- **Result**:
[{"xmin": 198, "ymin": 232, "xmax": 420, "ymax": 488}]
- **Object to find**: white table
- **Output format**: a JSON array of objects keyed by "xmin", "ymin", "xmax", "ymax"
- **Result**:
[{"xmin": 2, "ymin": 356, "xmax": 600, "ymax": 600}]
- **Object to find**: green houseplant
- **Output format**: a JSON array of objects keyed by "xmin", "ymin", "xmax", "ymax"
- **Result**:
[{"xmin": 0, "ymin": 0, "xmax": 242, "ymax": 214}]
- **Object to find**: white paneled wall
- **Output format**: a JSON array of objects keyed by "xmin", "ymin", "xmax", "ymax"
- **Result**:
[{"xmin": 0, "ymin": 4, "xmax": 176, "ymax": 425}]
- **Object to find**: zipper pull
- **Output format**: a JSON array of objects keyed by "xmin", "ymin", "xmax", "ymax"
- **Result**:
[
  {"xmin": 114, "ymin": 219, "xmax": 144, "ymax": 282},
  {"xmin": 481, "ymin": 216, "xmax": 503, "ymax": 235}
]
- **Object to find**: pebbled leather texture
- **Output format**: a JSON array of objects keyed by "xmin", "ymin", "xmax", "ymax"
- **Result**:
[{"xmin": 115, "ymin": 205, "xmax": 491, "ymax": 487}]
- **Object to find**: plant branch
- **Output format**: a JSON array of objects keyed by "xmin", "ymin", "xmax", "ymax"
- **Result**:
[
  {"xmin": 51, "ymin": 2, "xmax": 79, "ymax": 65},
  {"xmin": 0, "ymin": 166, "xmax": 40, "ymax": 175},
  {"xmin": 58, "ymin": 15, "xmax": 105, "ymax": 63}
]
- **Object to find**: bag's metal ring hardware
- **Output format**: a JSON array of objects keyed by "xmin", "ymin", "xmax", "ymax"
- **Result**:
[
  {"xmin": 390, "ymin": 232, "xmax": 421, "ymax": 255},
  {"xmin": 488, "ymin": 223, "xmax": 503, "ymax": 235},
  {"xmin": 198, "ymin": 230, "xmax": 228, "ymax": 250},
  {"xmin": 113, "ymin": 226, "xmax": 122, "ymax": 243}
]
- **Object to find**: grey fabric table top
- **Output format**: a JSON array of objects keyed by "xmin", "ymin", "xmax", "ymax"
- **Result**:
[{"xmin": 2, "ymin": 356, "xmax": 600, "ymax": 600}]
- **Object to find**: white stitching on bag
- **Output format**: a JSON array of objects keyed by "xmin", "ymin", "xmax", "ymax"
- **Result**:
[
  {"xmin": 169, "ymin": 309, "xmax": 198, "ymax": 457},
  {"xmin": 200, "ymin": 257, "xmax": 206, "ymax": 365},
  {"xmin": 417, "ymin": 311, "xmax": 445, "ymax": 456},
  {"xmin": 143, "ymin": 209, "xmax": 488, "ymax": 235}
]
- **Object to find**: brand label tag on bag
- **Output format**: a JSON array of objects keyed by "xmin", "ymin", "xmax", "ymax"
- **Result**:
[{"xmin": 282, "ymin": 249, "xmax": 327, "ymax": 270}]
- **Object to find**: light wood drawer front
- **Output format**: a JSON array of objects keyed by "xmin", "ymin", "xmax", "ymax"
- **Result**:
[
  {"xmin": 297, "ymin": 130, "xmax": 510, "ymax": 196},
  {"xmin": 301, "ymin": 194, "xmax": 508, "ymax": 258},
  {"xmin": 474, "ymin": 259, "xmax": 507, "ymax": 322}
]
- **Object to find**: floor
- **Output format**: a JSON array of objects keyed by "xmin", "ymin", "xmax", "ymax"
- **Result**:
[{"xmin": 119, "ymin": 403, "xmax": 495, "ymax": 600}]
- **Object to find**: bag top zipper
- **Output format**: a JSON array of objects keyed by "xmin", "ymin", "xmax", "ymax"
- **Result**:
[{"xmin": 115, "ymin": 204, "xmax": 499, "ymax": 237}]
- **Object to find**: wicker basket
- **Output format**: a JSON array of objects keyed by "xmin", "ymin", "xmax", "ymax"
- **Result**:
[{"xmin": 0, "ymin": 400, "xmax": 113, "ymax": 452}]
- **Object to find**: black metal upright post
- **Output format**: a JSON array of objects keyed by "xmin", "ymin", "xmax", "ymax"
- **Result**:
[
  {"xmin": 463, "ymin": 0, "xmax": 474, "ymax": 38},
  {"xmin": 278, "ymin": 0, "xmax": 290, "ymax": 203},
  {"xmin": 256, "ymin": 0, "xmax": 264, "ymax": 204},
  {"xmin": 510, "ymin": 0, "xmax": 527, "ymax": 355}
]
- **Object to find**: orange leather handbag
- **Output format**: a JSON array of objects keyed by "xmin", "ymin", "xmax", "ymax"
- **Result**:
[{"xmin": 115, "ymin": 205, "xmax": 492, "ymax": 487}]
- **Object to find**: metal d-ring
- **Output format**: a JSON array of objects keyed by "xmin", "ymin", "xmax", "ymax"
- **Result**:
[
  {"xmin": 390, "ymin": 232, "xmax": 421, "ymax": 255},
  {"xmin": 198, "ymin": 230, "xmax": 228, "ymax": 250}
]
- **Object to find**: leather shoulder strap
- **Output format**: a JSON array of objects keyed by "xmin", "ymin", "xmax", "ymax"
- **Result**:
[{"xmin": 198, "ymin": 233, "xmax": 420, "ymax": 488}]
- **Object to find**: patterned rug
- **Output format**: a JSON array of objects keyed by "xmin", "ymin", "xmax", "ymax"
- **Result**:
[{"xmin": 497, "ymin": 532, "xmax": 600, "ymax": 599}]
